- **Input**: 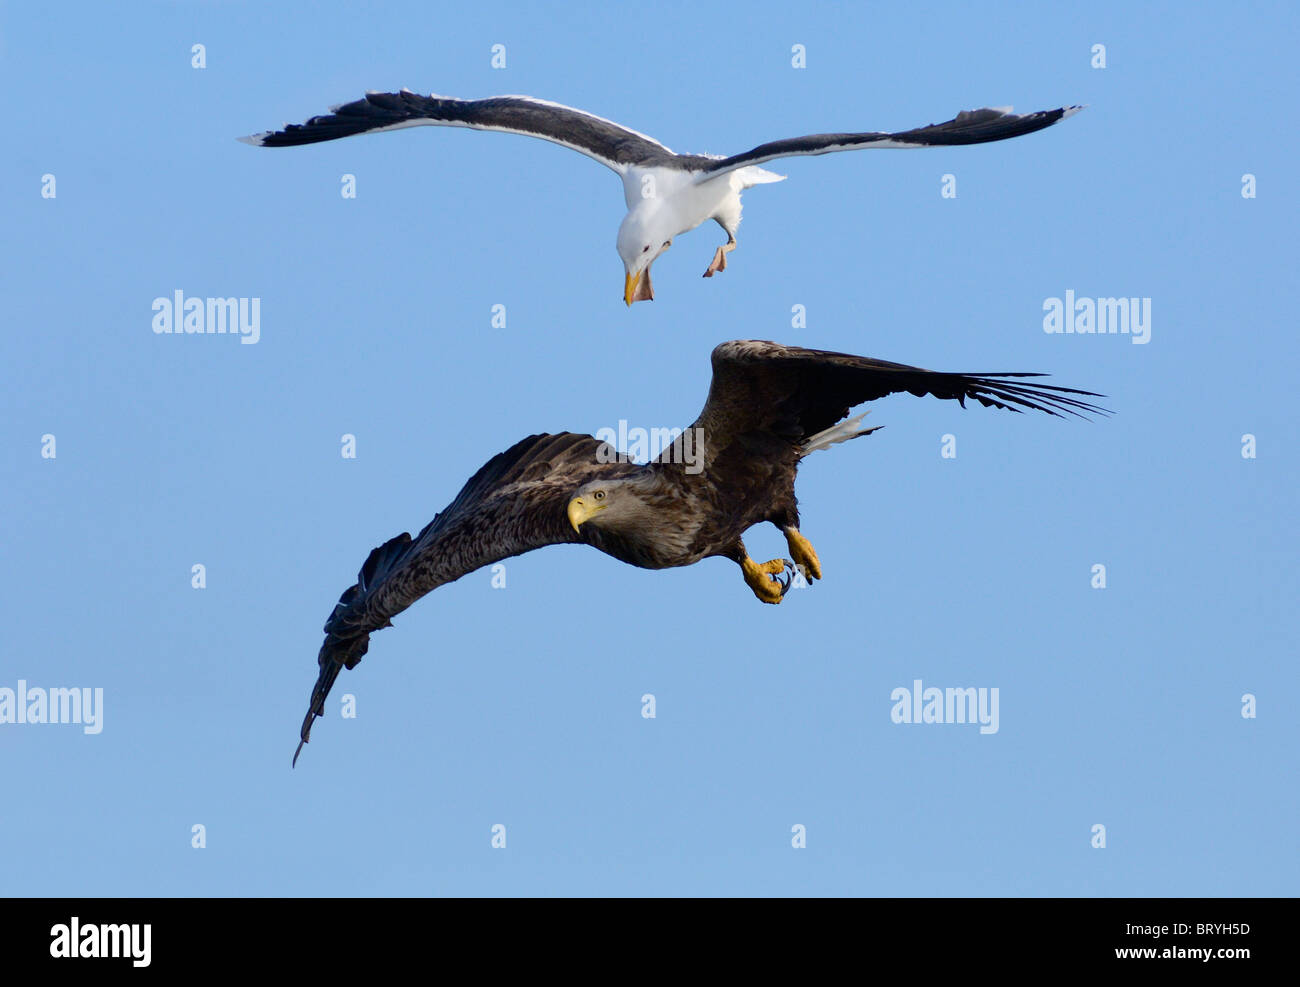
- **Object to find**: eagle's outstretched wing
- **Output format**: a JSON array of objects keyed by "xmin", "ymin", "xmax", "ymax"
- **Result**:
[
  {"xmin": 682, "ymin": 340, "xmax": 1107, "ymax": 472},
  {"xmin": 293, "ymin": 432, "xmax": 630, "ymax": 765},
  {"xmin": 692, "ymin": 105, "xmax": 1082, "ymax": 181},
  {"xmin": 241, "ymin": 90, "xmax": 674, "ymax": 174}
]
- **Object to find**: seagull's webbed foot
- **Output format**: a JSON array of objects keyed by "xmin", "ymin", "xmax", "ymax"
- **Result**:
[
  {"xmin": 783, "ymin": 527, "xmax": 822, "ymax": 583},
  {"xmin": 742, "ymin": 556, "xmax": 795, "ymax": 604},
  {"xmin": 703, "ymin": 237, "xmax": 737, "ymax": 278}
]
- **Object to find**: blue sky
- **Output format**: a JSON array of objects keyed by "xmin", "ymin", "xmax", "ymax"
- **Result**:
[{"xmin": 2, "ymin": 0, "xmax": 1296, "ymax": 896}]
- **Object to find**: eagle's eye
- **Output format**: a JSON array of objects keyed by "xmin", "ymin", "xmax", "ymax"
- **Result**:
[{"xmin": 594, "ymin": 490, "xmax": 606, "ymax": 501}]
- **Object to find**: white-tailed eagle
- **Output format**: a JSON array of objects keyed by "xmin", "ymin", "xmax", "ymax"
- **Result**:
[{"xmin": 292, "ymin": 340, "xmax": 1105, "ymax": 764}]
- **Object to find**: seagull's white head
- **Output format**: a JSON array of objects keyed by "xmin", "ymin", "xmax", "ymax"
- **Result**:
[{"xmin": 617, "ymin": 203, "xmax": 676, "ymax": 306}]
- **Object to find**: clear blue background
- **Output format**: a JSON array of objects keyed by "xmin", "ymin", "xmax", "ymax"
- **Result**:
[{"xmin": 2, "ymin": 0, "xmax": 1295, "ymax": 896}]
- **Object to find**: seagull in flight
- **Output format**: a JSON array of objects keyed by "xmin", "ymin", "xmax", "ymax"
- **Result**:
[{"xmin": 241, "ymin": 92, "xmax": 1082, "ymax": 305}]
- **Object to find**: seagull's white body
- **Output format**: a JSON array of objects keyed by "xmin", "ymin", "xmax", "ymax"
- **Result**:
[
  {"xmin": 243, "ymin": 91, "xmax": 1081, "ymax": 304},
  {"xmin": 620, "ymin": 162, "xmax": 784, "ymax": 231},
  {"xmin": 615, "ymin": 162, "xmax": 787, "ymax": 299}
]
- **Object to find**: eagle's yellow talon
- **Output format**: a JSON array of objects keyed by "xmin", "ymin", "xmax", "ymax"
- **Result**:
[
  {"xmin": 742, "ymin": 556, "xmax": 787, "ymax": 604},
  {"xmin": 784, "ymin": 528, "xmax": 821, "ymax": 581}
]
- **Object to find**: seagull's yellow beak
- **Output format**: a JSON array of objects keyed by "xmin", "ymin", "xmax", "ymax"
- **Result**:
[
  {"xmin": 567, "ymin": 496, "xmax": 606, "ymax": 532},
  {"xmin": 623, "ymin": 267, "xmax": 654, "ymax": 306}
]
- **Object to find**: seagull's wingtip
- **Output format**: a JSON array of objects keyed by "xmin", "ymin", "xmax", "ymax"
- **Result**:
[{"xmin": 237, "ymin": 132, "xmax": 268, "ymax": 146}]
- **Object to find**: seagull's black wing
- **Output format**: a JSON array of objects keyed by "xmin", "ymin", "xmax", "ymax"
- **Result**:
[
  {"xmin": 293, "ymin": 432, "xmax": 630, "ymax": 765},
  {"xmin": 683, "ymin": 340, "xmax": 1107, "ymax": 472},
  {"xmin": 693, "ymin": 105, "xmax": 1082, "ymax": 180},
  {"xmin": 242, "ymin": 90, "xmax": 675, "ymax": 173}
]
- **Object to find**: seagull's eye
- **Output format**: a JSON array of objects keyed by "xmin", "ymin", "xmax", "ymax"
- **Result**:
[
  {"xmin": 642, "ymin": 246, "xmax": 650, "ymax": 254},
  {"xmin": 594, "ymin": 490, "xmax": 605, "ymax": 501}
]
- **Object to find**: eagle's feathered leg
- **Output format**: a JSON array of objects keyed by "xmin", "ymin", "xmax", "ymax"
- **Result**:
[
  {"xmin": 703, "ymin": 236, "xmax": 736, "ymax": 278},
  {"xmin": 783, "ymin": 527, "xmax": 822, "ymax": 583},
  {"xmin": 741, "ymin": 555, "xmax": 793, "ymax": 604}
]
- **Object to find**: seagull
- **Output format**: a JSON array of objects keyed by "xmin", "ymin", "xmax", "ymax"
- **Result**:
[
  {"xmin": 291, "ymin": 339, "xmax": 1106, "ymax": 764},
  {"xmin": 241, "ymin": 92, "xmax": 1083, "ymax": 305}
]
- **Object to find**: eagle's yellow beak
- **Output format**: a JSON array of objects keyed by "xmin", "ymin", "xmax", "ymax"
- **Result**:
[
  {"xmin": 567, "ymin": 496, "xmax": 605, "ymax": 532},
  {"xmin": 624, "ymin": 267, "xmax": 653, "ymax": 306}
]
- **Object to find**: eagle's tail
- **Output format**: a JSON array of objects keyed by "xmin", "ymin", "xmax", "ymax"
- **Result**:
[{"xmin": 802, "ymin": 413, "xmax": 882, "ymax": 456}]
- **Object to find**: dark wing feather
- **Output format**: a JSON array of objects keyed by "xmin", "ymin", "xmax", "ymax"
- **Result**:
[
  {"xmin": 293, "ymin": 432, "xmax": 622, "ymax": 765},
  {"xmin": 694, "ymin": 105, "xmax": 1081, "ymax": 180},
  {"xmin": 241, "ymin": 90, "xmax": 673, "ymax": 172},
  {"xmin": 685, "ymin": 340, "xmax": 1107, "ymax": 471}
]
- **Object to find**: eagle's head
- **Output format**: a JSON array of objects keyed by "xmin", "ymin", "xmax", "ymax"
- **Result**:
[{"xmin": 566, "ymin": 476, "xmax": 657, "ymax": 534}]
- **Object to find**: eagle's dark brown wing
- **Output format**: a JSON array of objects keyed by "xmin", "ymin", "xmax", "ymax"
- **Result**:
[
  {"xmin": 683, "ymin": 340, "xmax": 1107, "ymax": 471},
  {"xmin": 293, "ymin": 432, "xmax": 628, "ymax": 765}
]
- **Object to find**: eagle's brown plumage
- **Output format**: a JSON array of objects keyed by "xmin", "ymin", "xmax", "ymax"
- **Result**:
[{"xmin": 293, "ymin": 340, "xmax": 1106, "ymax": 764}]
